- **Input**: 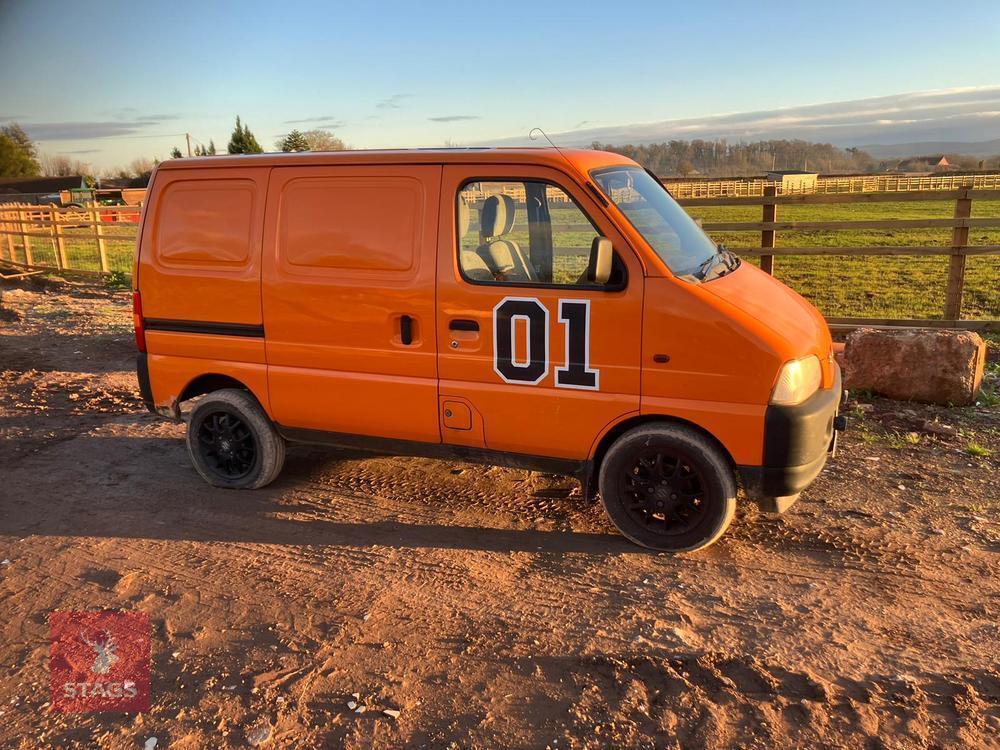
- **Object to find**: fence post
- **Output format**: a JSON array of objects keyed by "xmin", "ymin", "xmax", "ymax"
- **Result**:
[
  {"xmin": 19, "ymin": 206, "xmax": 33, "ymax": 266},
  {"xmin": 47, "ymin": 205, "xmax": 60, "ymax": 268},
  {"xmin": 5, "ymin": 205, "xmax": 18, "ymax": 264},
  {"xmin": 944, "ymin": 189, "xmax": 972, "ymax": 320},
  {"xmin": 760, "ymin": 183, "xmax": 777, "ymax": 274},
  {"xmin": 0, "ymin": 206, "xmax": 11, "ymax": 262},
  {"xmin": 90, "ymin": 202, "xmax": 109, "ymax": 272},
  {"xmin": 7, "ymin": 203, "xmax": 30, "ymax": 263},
  {"xmin": 52, "ymin": 205, "xmax": 67, "ymax": 269},
  {"xmin": 0, "ymin": 209, "xmax": 14, "ymax": 260}
]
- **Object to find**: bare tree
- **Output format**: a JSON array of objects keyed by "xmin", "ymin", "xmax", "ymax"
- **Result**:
[
  {"xmin": 101, "ymin": 157, "xmax": 157, "ymax": 181},
  {"xmin": 303, "ymin": 130, "xmax": 347, "ymax": 152},
  {"xmin": 39, "ymin": 153, "xmax": 92, "ymax": 177}
]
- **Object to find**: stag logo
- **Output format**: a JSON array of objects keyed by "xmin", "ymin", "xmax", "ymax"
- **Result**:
[
  {"xmin": 80, "ymin": 630, "xmax": 119, "ymax": 675},
  {"xmin": 50, "ymin": 610, "xmax": 151, "ymax": 713}
]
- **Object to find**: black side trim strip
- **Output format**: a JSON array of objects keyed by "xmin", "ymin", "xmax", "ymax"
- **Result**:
[
  {"xmin": 277, "ymin": 425, "xmax": 591, "ymax": 481},
  {"xmin": 144, "ymin": 318, "xmax": 265, "ymax": 338}
]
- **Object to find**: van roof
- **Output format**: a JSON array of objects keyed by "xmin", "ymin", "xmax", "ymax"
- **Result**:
[{"xmin": 153, "ymin": 147, "xmax": 637, "ymax": 174}]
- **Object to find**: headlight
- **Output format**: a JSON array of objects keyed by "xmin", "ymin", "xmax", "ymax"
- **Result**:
[{"xmin": 770, "ymin": 356, "xmax": 822, "ymax": 406}]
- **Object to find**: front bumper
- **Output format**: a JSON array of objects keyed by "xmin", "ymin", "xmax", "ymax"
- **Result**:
[{"xmin": 739, "ymin": 365, "xmax": 844, "ymax": 510}]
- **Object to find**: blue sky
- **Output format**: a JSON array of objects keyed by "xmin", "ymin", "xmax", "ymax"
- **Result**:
[{"xmin": 1, "ymin": 0, "xmax": 999, "ymax": 169}]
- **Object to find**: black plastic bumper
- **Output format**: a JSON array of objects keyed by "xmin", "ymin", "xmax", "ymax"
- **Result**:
[
  {"xmin": 739, "ymin": 365, "xmax": 843, "ymax": 505},
  {"xmin": 136, "ymin": 352, "xmax": 156, "ymax": 413}
]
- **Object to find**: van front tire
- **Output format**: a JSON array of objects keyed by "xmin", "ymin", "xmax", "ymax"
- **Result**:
[
  {"xmin": 186, "ymin": 389, "xmax": 285, "ymax": 489},
  {"xmin": 598, "ymin": 424, "xmax": 736, "ymax": 552}
]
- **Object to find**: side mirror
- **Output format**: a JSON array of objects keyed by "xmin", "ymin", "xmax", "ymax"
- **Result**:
[{"xmin": 589, "ymin": 237, "xmax": 613, "ymax": 284}]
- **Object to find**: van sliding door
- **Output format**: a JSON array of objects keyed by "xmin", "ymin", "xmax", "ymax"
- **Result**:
[{"xmin": 261, "ymin": 165, "xmax": 443, "ymax": 443}]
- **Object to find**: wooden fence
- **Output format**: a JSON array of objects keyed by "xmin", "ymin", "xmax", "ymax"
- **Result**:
[
  {"xmin": 677, "ymin": 186, "xmax": 1000, "ymax": 331},
  {"xmin": 0, "ymin": 202, "xmax": 140, "ymax": 275},
  {"xmin": 665, "ymin": 172, "xmax": 1000, "ymax": 199},
  {"xmin": 1, "ymin": 191, "xmax": 998, "ymax": 332}
]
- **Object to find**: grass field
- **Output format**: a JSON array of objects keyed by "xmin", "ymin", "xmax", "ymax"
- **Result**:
[
  {"xmin": 687, "ymin": 199, "xmax": 1000, "ymax": 320},
  {"xmin": 7, "ymin": 198, "xmax": 999, "ymax": 320}
]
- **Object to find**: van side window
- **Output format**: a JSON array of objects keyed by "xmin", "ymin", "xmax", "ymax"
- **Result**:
[{"xmin": 457, "ymin": 181, "xmax": 621, "ymax": 287}]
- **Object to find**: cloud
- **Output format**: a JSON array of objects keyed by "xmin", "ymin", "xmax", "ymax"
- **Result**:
[
  {"xmin": 488, "ymin": 86, "xmax": 1000, "ymax": 147},
  {"xmin": 67, "ymin": 149, "xmax": 101, "ymax": 154},
  {"xmin": 376, "ymin": 94, "xmax": 409, "ymax": 110},
  {"xmin": 19, "ymin": 114, "xmax": 183, "ymax": 141},
  {"xmin": 284, "ymin": 115, "xmax": 341, "ymax": 125},
  {"xmin": 132, "ymin": 113, "xmax": 181, "ymax": 123},
  {"xmin": 428, "ymin": 115, "xmax": 480, "ymax": 123}
]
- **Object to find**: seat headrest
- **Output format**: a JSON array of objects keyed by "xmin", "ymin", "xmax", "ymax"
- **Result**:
[
  {"xmin": 458, "ymin": 199, "xmax": 471, "ymax": 237},
  {"xmin": 481, "ymin": 194, "xmax": 515, "ymax": 238}
]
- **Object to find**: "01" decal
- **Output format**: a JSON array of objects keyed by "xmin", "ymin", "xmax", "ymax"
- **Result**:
[{"xmin": 492, "ymin": 297, "xmax": 599, "ymax": 390}]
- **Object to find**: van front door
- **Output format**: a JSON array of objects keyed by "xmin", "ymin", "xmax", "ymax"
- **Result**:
[
  {"xmin": 435, "ymin": 166, "xmax": 643, "ymax": 460},
  {"xmin": 262, "ymin": 165, "xmax": 442, "ymax": 443}
]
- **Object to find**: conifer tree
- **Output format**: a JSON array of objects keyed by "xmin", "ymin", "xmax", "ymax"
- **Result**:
[
  {"xmin": 277, "ymin": 129, "xmax": 310, "ymax": 152},
  {"xmin": 227, "ymin": 117, "xmax": 264, "ymax": 154}
]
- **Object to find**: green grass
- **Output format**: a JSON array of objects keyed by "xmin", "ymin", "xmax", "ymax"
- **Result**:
[
  {"xmin": 966, "ymin": 441, "xmax": 992, "ymax": 457},
  {"xmin": 686, "ymin": 199, "xmax": 1000, "ymax": 320},
  {"xmin": 5, "ymin": 224, "xmax": 135, "ymax": 275}
]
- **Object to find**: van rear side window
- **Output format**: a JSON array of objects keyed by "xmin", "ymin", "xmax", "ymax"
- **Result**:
[
  {"xmin": 278, "ymin": 176, "xmax": 421, "ymax": 272},
  {"xmin": 155, "ymin": 179, "xmax": 256, "ymax": 265}
]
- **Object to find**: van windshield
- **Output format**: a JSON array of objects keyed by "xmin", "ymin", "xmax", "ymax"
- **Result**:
[{"xmin": 591, "ymin": 166, "xmax": 720, "ymax": 278}]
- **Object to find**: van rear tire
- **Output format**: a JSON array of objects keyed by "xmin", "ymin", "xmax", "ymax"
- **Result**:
[
  {"xmin": 186, "ymin": 389, "xmax": 285, "ymax": 489},
  {"xmin": 598, "ymin": 424, "xmax": 736, "ymax": 552}
]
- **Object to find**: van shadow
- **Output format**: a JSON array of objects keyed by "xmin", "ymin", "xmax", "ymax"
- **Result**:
[{"xmin": 1, "ymin": 435, "xmax": 638, "ymax": 557}]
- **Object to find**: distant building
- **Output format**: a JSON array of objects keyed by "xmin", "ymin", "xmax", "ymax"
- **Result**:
[
  {"xmin": 0, "ymin": 175, "xmax": 87, "ymax": 194},
  {"xmin": 895, "ymin": 155, "xmax": 954, "ymax": 172},
  {"xmin": 765, "ymin": 170, "xmax": 819, "ymax": 192},
  {"xmin": 0, "ymin": 175, "xmax": 88, "ymax": 205}
]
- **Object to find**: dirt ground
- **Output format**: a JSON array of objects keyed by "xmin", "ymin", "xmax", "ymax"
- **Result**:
[{"xmin": 1, "ymin": 277, "xmax": 998, "ymax": 750}]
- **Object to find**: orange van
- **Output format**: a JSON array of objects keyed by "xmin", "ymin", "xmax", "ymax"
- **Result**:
[{"xmin": 133, "ymin": 148, "xmax": 845, "ymax": 551}]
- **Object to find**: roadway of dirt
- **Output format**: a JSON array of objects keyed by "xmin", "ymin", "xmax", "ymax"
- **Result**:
[{"xmin": 1, "ymin": 277, "xmax": 998, "ymax": 749}]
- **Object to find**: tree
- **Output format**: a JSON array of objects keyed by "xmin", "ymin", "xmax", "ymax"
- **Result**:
[
  {"xmin": 0, "ymin": 123, "xmax": 40, "ymax": 177},
  {"xmin": 206, "ymin": 139, "xmax": 217, "ymax": 155},
  {"xmin": 39, "ymin": 153, "xmax": 93, "ymax": 178},
  {"xmin": 170, "ymin": 146, "xmax": 184, "ymax": 159},
  {"xmin": 277, "ymin": 129, "xmax": 311, "ymax": 152},
  {"xmin": 591, "ymin": 138, "xmax": 877, "ymax": 177},
  {"xmin": 227, "ymin": 116, "xmax": 264, "ymax": 154},
  {"xmin": 303, "ymin": 129, "xmax": 346, "ymax": 152}
]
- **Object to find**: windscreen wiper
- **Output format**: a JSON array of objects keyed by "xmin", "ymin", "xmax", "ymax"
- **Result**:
[{"xmin": 697, "ymin": 245, "xmax": 740, "ymax": 281}]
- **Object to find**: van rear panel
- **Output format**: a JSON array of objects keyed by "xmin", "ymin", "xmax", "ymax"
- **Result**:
[
  {"xmin": 137, "ymin": 167, "xmax": 268, "ymax": 325},
  {"xmin": 136, "ymin": 166, "xmax": 271, "ymax": 412}
]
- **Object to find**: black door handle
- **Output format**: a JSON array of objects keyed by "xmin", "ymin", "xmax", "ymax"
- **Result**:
[
  {"xmin": 449, "ymin": 319, "xmax": 479, "ymax": 332},
  {"xmin": 400, "ymin": 315, "xmax": 413, "ymax": 345}
]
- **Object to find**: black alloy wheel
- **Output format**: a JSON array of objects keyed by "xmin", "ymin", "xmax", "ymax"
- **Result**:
[
  {"xmin": 598, "ymin": 424, "xmax": 737, "ymax": 552},
  {"xmin": 185, "ymin": 389, "xmax": 286, "ymax": 489},
  {"xmin": 620, "ymin": 449, "xmax": 707, "ymax": 536},
  {"xmin": 197, "ymin": 411, "xmax": 257, "ymax": 480}
]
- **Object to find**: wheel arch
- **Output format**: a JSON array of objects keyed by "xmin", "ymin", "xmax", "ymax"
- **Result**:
[
  {"xmin": 172, "ymin": 373, "xmax": 269, "ymax": 418},
  {"xmin": 587, "ymin": 413, "xmax": 737, "ymax": 496}
]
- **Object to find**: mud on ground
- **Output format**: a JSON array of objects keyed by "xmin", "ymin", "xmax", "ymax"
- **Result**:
[{"xmin": 0, "ymin": 277, "xmax": 998, "ymax": 749}]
